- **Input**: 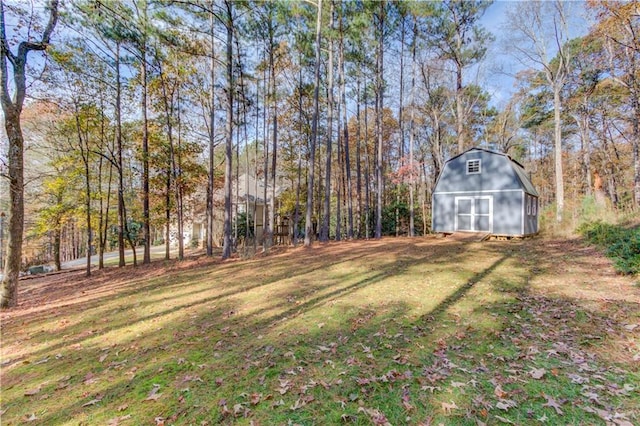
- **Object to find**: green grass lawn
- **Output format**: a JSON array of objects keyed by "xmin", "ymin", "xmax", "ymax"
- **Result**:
[{"xmin": 1, "ymin": 237, "xmax": 638, "ymax": 425}]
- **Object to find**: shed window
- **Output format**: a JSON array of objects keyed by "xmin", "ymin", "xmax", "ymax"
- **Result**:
[
  {"xmin": 526, "ymin": 197, "xmax": 531, "ymax": 215},
  {"xmin": 532, "ymin": 198, "xmax": 537, "ymax": 215},
  {"xmin": 467, "ymin": 159, "xmax": 481, "ymax": 174}
]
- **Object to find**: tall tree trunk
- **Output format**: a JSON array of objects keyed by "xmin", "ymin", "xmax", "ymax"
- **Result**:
[
  {"xmin": 123, "ymin": 200, "xmax": 137, "ymax": 266},
  {"xmin": 0, "ymin": 0, "xmax": 58, "ymax": 308},
  {"xmin": 553, "ymin": 83, "xmax": 564, "ymax": 223},
  {"xmin": 355, "ymin": 76, "xmax": 362, "ymax": 238},
  {"xmin": 141, "ymin": 0, "xmax": 151, "ymax": 265},
  {"xmin": 206, "ymin": 10, "xmax": 216, "ymax": 256},
  {"xmin": 304, "ymin": 0, "xmax": 323, "ymax": 247},
  {"xmin": 175, "ymin": 88, "xmax": 185, "ymax": 261},
  {"xmin": 165, "ymin": 168, "xmax": 171, "ymax": 260},
  {"xmin": 74, "ymin": 102, "xmax": 92, "ymax": 276},
  {"xmin": 408, "ymin": 19, "xmax": 417, "ymax": 237},
  {"xmin": 336, "ymin": 82, "xmax": 342, "ymax": 241},
  {"xmin": 157, "ymin": 58, "xmax": 178, "ymax": 260},
  {"xmin": 269, "ymin": 32, "xmax": 278, "ymax": 247},
  {"xmin": 339, "ymin": 7, "xmax": 353, "ymax": 239},
  {"xmin": 321, "ymin": 0, "xmax": 335, "ymax": 242},
  {"xmin": 632, "ymin": 85, "xmax": 640, "ymax": 208},
  {"xmin": 364, "ymin": 77, "xmax": 371, "ymax": 239},
  {"xmin": 456, "ymin": 65, "xmax": 465, "ymax": 154},
  {"xmin": 253, "ymin": 71, "xmax": 260, "ymax": 246},
  {"xmin": 375, "ymin": 2, "xmax": 384, "ymax": 239},
  {"xmin": 396, "ymin": 16, "xmax": 405, "ymax": 237},
  {"xmin": 574, "ymin": 111, "xmax": 592, "ymax": 196},
  {"xmin": 115, "ymin": 42, "xmax": 127, "ymax": 267},
  {"xmin": 53, "ymin": 228, "xmax": 61, "ymax": 271},
  {"xmin": 262, "ymin": 60, "xmax": 270, "ymax": 251},
  {"xmin": 222, "ymin": 0, "xmax": 234, "ymax": 260},
  {"xmin": 293, "ymin": 51, "xmax": 303, "ymax": 245}
]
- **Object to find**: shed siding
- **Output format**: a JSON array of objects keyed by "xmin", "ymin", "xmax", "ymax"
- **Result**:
[{"xmin": 434, "ymin": 150, "xmax": 523, "ymax": 193}]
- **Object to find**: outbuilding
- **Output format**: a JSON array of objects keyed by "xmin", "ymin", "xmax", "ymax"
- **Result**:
[{"xmin": 432, "ymin": 147, "xmax": 539, "ymax": 237}]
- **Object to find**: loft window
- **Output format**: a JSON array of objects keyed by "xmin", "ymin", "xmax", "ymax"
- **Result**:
[{"xmin": 467, "ymin": 159, "xmax": 481, "ymax": 174}]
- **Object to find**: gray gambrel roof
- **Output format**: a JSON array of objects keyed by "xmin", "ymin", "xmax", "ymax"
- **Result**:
[{"xmin": 438, "ymin": 147, "xmax": 539, "ymax": 197}]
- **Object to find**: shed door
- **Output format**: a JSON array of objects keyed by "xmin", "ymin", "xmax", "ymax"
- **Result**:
[{"xmin": 455, "ymin": 196, "xmax": 493, "ymax": 232}]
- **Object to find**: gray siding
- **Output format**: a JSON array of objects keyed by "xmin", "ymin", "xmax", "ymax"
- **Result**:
[
  {"xmin": 432, "ymin": 148, "xmax": 539, "ymax": 236},
  {"xmin": 434, "ymin": 150, "xmax": 523, "ymax": 193}
]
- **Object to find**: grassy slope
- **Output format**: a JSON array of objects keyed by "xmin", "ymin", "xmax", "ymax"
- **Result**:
[{"xmin": 0, "ymin": 236, "xmax": 638, "ymax": 425}]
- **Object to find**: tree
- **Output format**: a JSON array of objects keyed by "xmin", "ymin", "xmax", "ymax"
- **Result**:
[
  {"xmin": 320, "ymin": 0, "xmax": 335, "ymax": 242},
  {"xmin": 588, "ymin": 0, "xmax": 640, "ymax": 208},
  {"xmin": 0, "ymin": 0, "xmax": 59, "ymax": 308},
  {"xmin": 427, "ymin": 0, "xmax": 493, "ymax": 154},
  {"xmin": 221, "ymin": 0, "xmax": 234, "ymax": 259},
  {"xmin": 304, "ymin": 0, "xmax": 323, "ymax": 247},
  {"xmin": 373, "ymin": 0, "xmax": 386, "ymax": 239},
  {"xmin": 505, "ymin": 0, "xmax": 573, "ymax": 223},
  {"xmin": 564, "ymin": 36, "xmax": 603, "ymax": 196}
]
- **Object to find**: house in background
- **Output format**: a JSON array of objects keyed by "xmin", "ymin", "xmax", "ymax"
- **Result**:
[
  {"xmin": 183, "ymin": 173, "xmax": 290, "ymax": 248},
  {"xmin": 432, "ymin": 147, "xmax": 539, "ymax": 237}
]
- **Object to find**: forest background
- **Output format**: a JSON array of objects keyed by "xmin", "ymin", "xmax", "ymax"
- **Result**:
[{"xmin": 1, "ymin": 0, "xmax": 639, "ymax": 308}]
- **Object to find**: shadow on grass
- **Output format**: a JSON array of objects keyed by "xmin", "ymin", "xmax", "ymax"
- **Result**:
[
  {"xmin": 2, "ymin": 239, "xmax": 496, "ymax": 365},
  {"xmin": 4, "ymin": 239, "xmax": 580, "ymax": 425}
]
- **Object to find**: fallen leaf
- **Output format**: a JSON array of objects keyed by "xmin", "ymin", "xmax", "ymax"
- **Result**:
[
  {"xmin": 541, "ymin": 394, "xmax": 563, "ymax": 415},
  {"xmin": 358, "ymin": 407, "xmax": 392, "ymax": 426},
  {"xmin": 118, "ymin": 404, "xmax": 128, "ymax": 411},
  {"xmin": 494, "ymin": 384, "xmax": 508, "ymax": 399},
  {"xmin": 23, "ymin": 413, "xmax": 38, "ymax": 422},
  {"xmin": 82, "ymin": 397, "xmax": 102, "ymax": 407},
  {"xmin": 99, "ymin": 353, "xmax": 109, "ymax": 363},
  {"xmin": 83, "ymin": 372, "xmax": 97, "ymax": 385},
  {"xmin": 145, "ymin": 384, "xmax": 162, "ymax": 401},
  {"xmin": 567, "ymin": 373, "xmax": 588, "ymax": 384},
  {"xmin": 24, "ymin": 387, "xmax": 41, "ymax": 396},
  {"xmin": 495, "ymin": 399, "xmax": 517, "ymax": 411},
  {"xmin": 290, "ymin": 398, "xmax": 306, "ymax": 411},
  {"xmin": 250, "ymin": 393, "xmax": 261, "ymax": 405},
  {"xmin": 529, "ymin": 368, "xmax": 545, "ymax": 379},
  {"xmin": 581, "ymin": 405, "xmax": 612, "ymax": 421},
  {"xmin": 441, "ymin": 400, "xmax": 458, "ymax": 415},
  {"xmin": 494, "ymin": 415, "xmax": 514, "ymax": 424},
  {"xmin": 401, "ymin": 387, "xmax": 413, "ymax": 411}
]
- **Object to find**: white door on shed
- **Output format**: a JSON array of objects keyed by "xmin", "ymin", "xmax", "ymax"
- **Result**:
[{"xmin": 454, "ymin": 196, "xmax": 493, "ymax": 232}]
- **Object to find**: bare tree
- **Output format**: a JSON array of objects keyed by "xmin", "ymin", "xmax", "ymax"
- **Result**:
[
  {"xmin": 505, "ymin": 0, "xmax": 572, "ymax": 223},
  {"xmin": 0, "ymin": 0, "xmax": 59, "ymax": 308}
]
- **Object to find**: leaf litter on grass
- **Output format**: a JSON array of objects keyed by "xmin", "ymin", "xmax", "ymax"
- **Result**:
[{"xmin": 0, "ymin": 237, "xmax": 638, "ymax": 425}]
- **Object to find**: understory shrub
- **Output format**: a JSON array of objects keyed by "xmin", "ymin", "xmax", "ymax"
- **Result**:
[{"xmin": 578, "ymin": 221, "xmax": 640, "ymax": 276}]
